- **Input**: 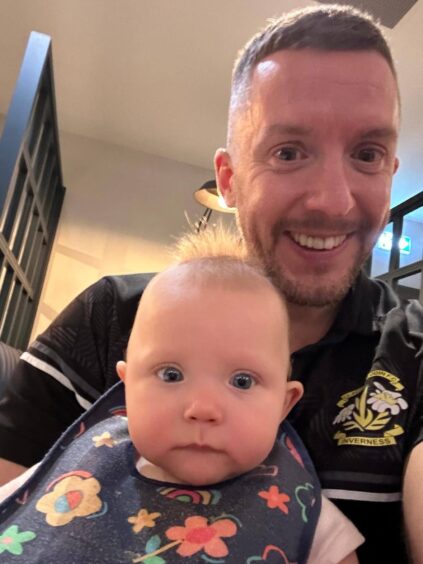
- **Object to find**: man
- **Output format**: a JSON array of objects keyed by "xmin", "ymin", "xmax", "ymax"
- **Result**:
[{"xmin": 0, "ymin": 5, "xmax": 421, "ymax": 563}]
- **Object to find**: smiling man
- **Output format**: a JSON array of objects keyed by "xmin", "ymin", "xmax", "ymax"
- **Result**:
[
  {"xmin": 215, "ymin": 6, "xmax": 421, "ymax": 563},
  {"xmin": 0, "ymin": 5, "xmax": 422, "ymax": 564},
  {"xmin": 216, "ymin": 13, "xmax": 400, "ymax": 350}
]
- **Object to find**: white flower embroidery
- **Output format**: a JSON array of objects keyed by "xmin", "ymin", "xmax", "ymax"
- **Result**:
[
  {"xmin": 92, "ymin": 431, "xmax": 116, "ymax": 448},
  {"xmin": 333, "ymin": 403, "xmax": 355, "ymax": 425},
  {"xmin": 367, "ymin": 382, "xmax": 408, "ymax": 415}
]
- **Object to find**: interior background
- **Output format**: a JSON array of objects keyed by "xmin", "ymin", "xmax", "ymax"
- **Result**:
[{"xmin": 0, "ymin": 0, "xmax": 421, "ymax": 339}]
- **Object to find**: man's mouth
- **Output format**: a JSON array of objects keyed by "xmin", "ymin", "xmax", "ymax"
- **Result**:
[{"xmin": 291, "ymin": 232, "xmax": 347, "ymax": 251}]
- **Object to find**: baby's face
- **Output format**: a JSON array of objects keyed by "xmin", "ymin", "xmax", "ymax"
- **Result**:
[{"xmin": 117, "ymin": 276, "xmax": 302, "ymax": 486}]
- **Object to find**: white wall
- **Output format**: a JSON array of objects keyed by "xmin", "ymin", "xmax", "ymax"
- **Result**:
[{"xmin": 32, "ymin": 130, "xmax": 225, "ymax": 339}]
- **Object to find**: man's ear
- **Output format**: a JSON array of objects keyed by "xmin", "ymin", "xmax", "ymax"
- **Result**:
[
  {"xmin": 281, "ymin": 381, "xmax": 304, "ymax": 421},
  {"xmin": 393, "ymin": 156, "xmax": 400, "ymax": 174},
  {"xmin": 214, "ymin": 148, "xmax": 236, "ymax": 208},
  {"xmin": 116, "ymin": 360, "xmax": 127, "ymax": 383}
]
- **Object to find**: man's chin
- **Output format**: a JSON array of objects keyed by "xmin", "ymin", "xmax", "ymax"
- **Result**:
[
  {"xmin": 244, "ymin": 228, "xmax": 369, "ymax": 307},
  {"xmin": 268, "ymin": 270, "xmax": 360, "ymax": 307}
]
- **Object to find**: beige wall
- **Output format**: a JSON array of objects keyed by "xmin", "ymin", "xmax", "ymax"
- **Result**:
[
  {"xmin": 31, "ymin": 130, "xmax": 228, "ymax": 339},
  {"xmin": 0, "ymin": 114, "xmax": 234, "ymax": 343}
]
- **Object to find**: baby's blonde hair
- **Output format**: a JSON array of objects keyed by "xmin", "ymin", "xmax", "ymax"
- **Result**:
[
  {"xmin": 172, "ymin": 223, "xmax": 248, "ymax": 263},
  {"xmin": 162, "ymin": 223, "xmax": 285, "ymax": 305},
  {"xmin": 131, "ymin": 223, "xmax": 291, "ymax": 375}
]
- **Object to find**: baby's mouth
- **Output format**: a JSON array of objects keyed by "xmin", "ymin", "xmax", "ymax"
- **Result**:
[
  {"xmin": 290, "ymin": 232, "xmax": 347, "ymax": 251},
  {"xmin": 183, "ymin": 444, "xmax": 220, "ymax": 453}
]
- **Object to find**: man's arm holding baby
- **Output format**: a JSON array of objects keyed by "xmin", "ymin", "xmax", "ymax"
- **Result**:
[
  {"xmin": 0, "ymin": 354, "xmax": 87, "ymax": 485},
  {"xmin": 403, "ymin": 441, "xmax": 423, "ymax": 563},
  {"xmin": 0, "ymin": 276, "xmax": 142, "ymax": 487}
]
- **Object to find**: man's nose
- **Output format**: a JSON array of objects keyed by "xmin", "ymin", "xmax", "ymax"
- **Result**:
[
  {"xmin": 183, "ymin": 398, "xmax": 223, "ymax": 424},
  {"xmin": 304, "ymin": 158, "xmax": 355, "ymax": 217}
]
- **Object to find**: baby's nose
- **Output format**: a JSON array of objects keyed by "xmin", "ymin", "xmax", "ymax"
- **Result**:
[{"xmin": 183, "ymin": 399, "xmax": 223, "ymax": 424}]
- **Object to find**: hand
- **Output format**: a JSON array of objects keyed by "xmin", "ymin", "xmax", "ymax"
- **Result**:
[{"xmin": 403, "ymin": 441, "xmax": 423, "ymax": 563}]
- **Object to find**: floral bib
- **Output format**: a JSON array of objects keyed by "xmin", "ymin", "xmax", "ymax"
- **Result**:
[{"xmin": 0, "ymin": 382, "xmax": 321, "ymax": 563}]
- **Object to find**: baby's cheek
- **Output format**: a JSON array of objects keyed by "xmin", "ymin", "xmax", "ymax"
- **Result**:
[
  {"xmin": 237, "ymin": 425, "xmax": 278, "ymax": 466},
  {"xmin": 127, "ymin": 407, "xmax": 165, "ymax": 449}
]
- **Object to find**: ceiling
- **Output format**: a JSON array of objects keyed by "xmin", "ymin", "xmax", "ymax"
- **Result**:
[{"xmin": 0, "ymin": 0, "xmax": 422, "ymax": 213}]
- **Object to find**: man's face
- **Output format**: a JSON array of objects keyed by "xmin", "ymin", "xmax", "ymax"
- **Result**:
[
  {"xmin": 117, "ymin": 275, "xmax": 302, "ymax": 485},
  {"xmin": 216, "ymin": 49, "xmax": 400, "ymax": 306}
]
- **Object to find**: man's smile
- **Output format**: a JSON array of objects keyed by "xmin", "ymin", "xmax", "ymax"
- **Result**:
[{"xmin": 290, "ymin": 232, "xmax": 348, "ymax": 251}]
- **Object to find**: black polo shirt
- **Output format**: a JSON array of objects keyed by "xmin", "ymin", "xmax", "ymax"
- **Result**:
[
  {"xmin": 290, "ymin": 272, "xmax": 423, "ymax": 562},
  {"xmin": 0, "ymin": 270, "xmax": 421, "ymax": 563}
]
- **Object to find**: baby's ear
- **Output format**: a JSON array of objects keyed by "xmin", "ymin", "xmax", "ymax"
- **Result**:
[
  {"xmin": 281, "ymin": 381, "xmax": 304, "ymax": 421},
  {"xmin": 116, "ymin": 360, "xmax": 127, "ymax": 382}
]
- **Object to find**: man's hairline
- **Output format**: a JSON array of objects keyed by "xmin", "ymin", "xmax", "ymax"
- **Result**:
[{"xmin": 227, "ymin": 46, "xmax": 401, "ymax": 150}]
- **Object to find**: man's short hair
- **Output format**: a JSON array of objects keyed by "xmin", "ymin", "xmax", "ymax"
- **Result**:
[{"xmin": 230, "ymin": 4, "xmax": 396, "ymax": 115}]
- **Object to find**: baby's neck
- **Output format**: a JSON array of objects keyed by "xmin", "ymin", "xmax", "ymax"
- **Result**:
[{"xmin": 136, "ymin": 456, "xmax": 181, "ymax": 484}]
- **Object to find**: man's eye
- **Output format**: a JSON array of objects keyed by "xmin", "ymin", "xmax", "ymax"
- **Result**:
[
  {"xmin": 354, "ymin": 147, "xmax": 384, "ymax": 163},
  {"xmin": 230, "ymin": 373, "xmax": 255, "ymax": 390},
  {"xmin": 275, "ymin": 147, "xmax": 304, "ymax": 161},
  {"xmin": 157, "ymin": 367, "xmax": 184, "ymax": 383}
]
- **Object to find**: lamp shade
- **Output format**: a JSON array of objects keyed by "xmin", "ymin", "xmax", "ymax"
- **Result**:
[{"xmin": 194, "ymin": 180, "xmax": 236, "ymax": 214}]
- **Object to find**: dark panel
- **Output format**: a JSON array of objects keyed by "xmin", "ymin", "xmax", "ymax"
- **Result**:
[
  {"xmin": 0, "ymin": 32, "xmax": 65, "ymax": 348},
  {"xmin": 315, "ymin": 0, "xmax": 417, "ymax": 28},
  {"xmin": 373, "ymin": 192, "xmax": 423, "ymax": 304}
]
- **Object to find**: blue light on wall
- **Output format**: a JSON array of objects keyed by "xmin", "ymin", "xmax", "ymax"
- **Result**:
[{"xmin": 377, "ymin": 231, "xmax": 411, "ymax": 254}]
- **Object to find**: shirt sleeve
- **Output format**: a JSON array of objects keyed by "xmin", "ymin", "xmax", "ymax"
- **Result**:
[
  {"xmin": 0, "ymin": 276, "xmax": 132, "ymax": 467},
  {"xmin": 307, "ymin": 495, "xmax": 364, "ymax": 564}
]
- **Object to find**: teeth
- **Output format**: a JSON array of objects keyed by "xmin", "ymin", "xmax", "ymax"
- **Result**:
[{"xmin": 292, "ymin": 233, "xmax": 347, "ymax": 250}]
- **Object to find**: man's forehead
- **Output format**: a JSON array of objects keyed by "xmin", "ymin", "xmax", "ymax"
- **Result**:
[
  {"xmin": 228, "ymin": 48, "xmax": 399, "ymax": 160},
  {"xmin": 244, "ymin": 49, "xmax": 399, "ymax": 127},
  {"xmin": 251, "ymin": 48, "xmax": 397, "ymax": 89}
]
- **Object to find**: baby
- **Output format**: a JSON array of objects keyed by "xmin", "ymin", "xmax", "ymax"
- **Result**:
[{"xmin": 0, "ymin": 228, "xmax": 363, "ymax": 563}]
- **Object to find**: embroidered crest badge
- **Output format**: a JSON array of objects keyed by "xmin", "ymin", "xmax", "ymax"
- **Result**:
[{"xmin": 332, "ymin": 369, "xmax": 408, "ymax": 447}]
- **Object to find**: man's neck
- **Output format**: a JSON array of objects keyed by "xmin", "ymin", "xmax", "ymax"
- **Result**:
[{"xmin": 287, "ymin": 302, "xmax": 340, "ymax": 353}]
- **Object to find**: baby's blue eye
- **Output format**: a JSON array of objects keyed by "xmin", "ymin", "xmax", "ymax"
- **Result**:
[
  {"xmin": 157, "ymin": 367, "xmax": 184, "ymax": 383},
  {"xmin": 230, "ymin": 373, "xmax": 254, "ymax": 390}
]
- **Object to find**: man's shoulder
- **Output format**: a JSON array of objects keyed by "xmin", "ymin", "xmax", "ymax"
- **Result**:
[
  {"xmin": 366, "ymin": 276, "xmax": 423, "ymax": 331},
  {"xmin": 87, "ymin": 273, "xmax": 156, "ymax": 303},
  {"xmin": 354, "ymin": 273, "xmax": 423, "ymax": 331},
  {"xmin": 35, "ymin": 273, "xmax": 156, "ymax": 357},
  {"xmin": 92, "ymin": 273, "xmax": 156, "ymax": 331}
]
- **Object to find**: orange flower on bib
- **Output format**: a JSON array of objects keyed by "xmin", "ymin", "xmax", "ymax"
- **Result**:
[{"xmin": 166, "ymin": 515, "xmax": 237, "ymax": 558}]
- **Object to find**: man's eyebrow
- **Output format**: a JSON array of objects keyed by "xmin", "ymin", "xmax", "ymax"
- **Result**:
[
  {"xmin": 255, "ymin": 125, "xmax": 398, "ymax": 149},
  {"xmin": 261, "ymin": 125, "xmax": 398, "ymax": 139},
  {"xmin": 260, "ymin": 123, "xmax": 312, "ymax": 137},
  {"xmin": 358, "ymin": 127, "xmax": 398, "ymax": 141}
]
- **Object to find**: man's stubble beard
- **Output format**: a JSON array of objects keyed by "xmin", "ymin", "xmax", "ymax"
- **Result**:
[
  {"xmin": 263, "ymin": 250, "xmax": 363, "ymax": 307},
  {"xmin": 235, "ymin": 211, "xmax": 386, "ymax": 308}
]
